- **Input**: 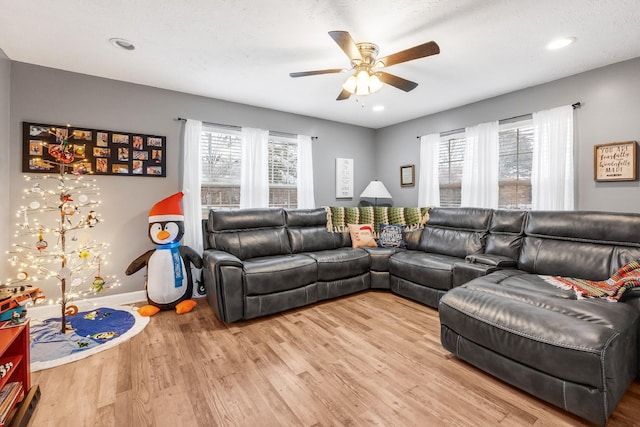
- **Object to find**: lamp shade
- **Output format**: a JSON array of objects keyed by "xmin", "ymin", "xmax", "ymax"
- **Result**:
[{"xmin": 360, "ymin": 180, "xmax": 392, "ymax": 199}]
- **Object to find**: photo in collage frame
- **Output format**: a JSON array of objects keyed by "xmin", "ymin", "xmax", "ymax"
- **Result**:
[{"xmin": 22, "ymin": 122, "xmax": 166, "ymax": 177}]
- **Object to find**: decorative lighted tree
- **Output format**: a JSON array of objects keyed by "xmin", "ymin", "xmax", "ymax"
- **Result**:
[{"xmin": 6, "ymin": 126, "xmax": 119, "ymax": 333}]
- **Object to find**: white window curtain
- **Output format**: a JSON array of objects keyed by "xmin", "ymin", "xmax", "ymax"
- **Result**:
[
  {"xmin": 296, "ymin": 134, "xmax": 315, "ymax": 208},
  {"xmin": 240, "ymin": 127, "xmax": 269, "ymax": 208},
  {"xmin": 181, "ymin": 119, "xmax": 203, "ymax": 254},
  {"xmin": 461, "ymin": 121, "xmax": 499, "ymax": 208},
  {"xmin": 418, "ymin": 133, "xmax": 440, "ymax": 207},
  {"xmin": 531, "ymin": 105, "xmax": 574, "ymax": 210}
]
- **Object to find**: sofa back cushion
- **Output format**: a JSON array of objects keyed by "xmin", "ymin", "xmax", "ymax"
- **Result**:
[
  {"xmin": 485, "ymin": 210, "xmax": 526, "ymax": 259},
  {"xmin": 285, "ymin": 208, "xmax": 346, "ymax": 252},
  {"xmin": 207, "ymin": 208, "xmax": 291, "ymax": 260},
  {"xmin": 519, "ymin": 211, "xmax": 640, "ymax": 279},
  {"xmin": 418, "ymin": 208, "xmax": 492, "ymax": 258}
]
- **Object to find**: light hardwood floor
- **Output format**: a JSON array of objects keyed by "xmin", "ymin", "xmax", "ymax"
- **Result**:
[{"xmin": 30, "ymin": 291, "xmax": 640, "ymax": 426}]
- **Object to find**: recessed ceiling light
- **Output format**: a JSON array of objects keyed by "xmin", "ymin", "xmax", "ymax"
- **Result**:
[
  {"xmin": 109, "ymin": 38, "xmax": 135, "ymax": 51},
  {"xmin": 372, "ymin": 105, "xmax": 385, "ymax": 112},
  {"xmin": 546, "ymin": 37, "xmax": 576, "ymax": 50}
]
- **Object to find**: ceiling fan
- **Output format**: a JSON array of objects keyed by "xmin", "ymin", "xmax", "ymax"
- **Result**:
[{"xmin": 289, "ymin": 31, "xmax": 440, "ymax": 101}]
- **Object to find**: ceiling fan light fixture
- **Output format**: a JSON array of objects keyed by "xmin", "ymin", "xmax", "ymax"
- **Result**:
[
  {"xmin": 368, "ymin": 74, "xmax": 383, "ymax": 93},
  {"xmin": 347, "ymin": 70, "xmax": 383, "ymax": 96},
  {"xmin": 355, "ymin": 70, "xmax": 370, "ymax": 95},
  {"xmin": 290, "ymin": 31, "xmax": 439, "ymax": 101},
  {"xmin": 342, "ymin": 75, "xmax": 357, "ymax": 93}
]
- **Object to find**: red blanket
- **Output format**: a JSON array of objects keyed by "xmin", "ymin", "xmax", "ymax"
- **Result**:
[{"xmin": 542, "ymin": 260, "xmax": 640, "ymax": 302}]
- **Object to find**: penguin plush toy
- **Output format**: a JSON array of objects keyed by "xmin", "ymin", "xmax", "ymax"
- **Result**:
[{"xmin": 126, "ymin": 192, "xmax": 202, "ymax": 316}]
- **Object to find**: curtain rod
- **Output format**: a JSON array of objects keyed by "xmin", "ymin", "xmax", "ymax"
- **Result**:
[
  {"xmin": 176, "ymin": 117, "xmax": 318, "ymax": 140},
  {"xmin": 415, "ymin": 102, "xmax": 582, "ymax": 139}
]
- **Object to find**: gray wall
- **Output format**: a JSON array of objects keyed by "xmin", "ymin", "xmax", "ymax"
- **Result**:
[
  {"xmin": 0, "ymin": 49, "xmax": 10, "ymax": 280},
  {"xmin": 375, "ymin": 57, "xmax": 640, "ymax": 212},
  {"xmin": 8, "ymin": 62, "xmax": 375, "ymax": 298},
  {"xmin": 7, "ymin": 56, "xmax": 640, "ymax": 300}
]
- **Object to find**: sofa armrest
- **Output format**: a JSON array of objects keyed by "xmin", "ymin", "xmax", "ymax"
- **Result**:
[
  {"xmin": 452, "ymin": 261, "xmax": 499, "ymax": 287},
  {"xmin": 202, "ymin": 249, "xmax": 245, "ymax": 322},
  {"xmin": 465, "ymin": 253, "xmax": 517, "ymax": 267}
]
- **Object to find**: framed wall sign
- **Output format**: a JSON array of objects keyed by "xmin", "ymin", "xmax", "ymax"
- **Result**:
[
  {"xmin": 335, "ymin": 157, "xmax": 354, "ymax": 198},
  {"xmin": 594, "ymin": 141, "xmax": 637, "ymax": 181},
  {"xmin": 23, "ymin": 122, "xmax": 167, "ymax": 177},
  {"xmin": 400, "ymin": 164, "xmax": 415, "ymax": 187}
]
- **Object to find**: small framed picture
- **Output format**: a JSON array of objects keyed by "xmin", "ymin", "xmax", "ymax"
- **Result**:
[
  {"xmin": 400, "ymin": 164, "xmax": 415, "ymax": 187},
  {"xmin": 594, "ymin": 141, "xmax": 637, "ymax": 181}
]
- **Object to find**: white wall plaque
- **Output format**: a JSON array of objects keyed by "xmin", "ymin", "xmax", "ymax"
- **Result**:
[{"xmin": 335, "ymin": 157, "xmax": 354, "ymax": 198}]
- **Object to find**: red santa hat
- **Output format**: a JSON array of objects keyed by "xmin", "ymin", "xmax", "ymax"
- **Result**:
[{"xmin": 148, "ymin": 192, "xmax": 184, "ymax": 223}]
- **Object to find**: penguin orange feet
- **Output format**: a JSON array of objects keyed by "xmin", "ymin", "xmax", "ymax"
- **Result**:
[
  {"xmin": 175, "ymin": 299, "xmax": 196, "ymax": 314},
  {"xmin": 138, "ymin": 305, "xmax": 160, "ymax": 317}
]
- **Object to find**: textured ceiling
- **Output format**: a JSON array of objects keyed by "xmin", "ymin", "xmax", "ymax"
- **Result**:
[{"xmin": 1, "ymin": 0, "xmax": 640, "ymax": 129}]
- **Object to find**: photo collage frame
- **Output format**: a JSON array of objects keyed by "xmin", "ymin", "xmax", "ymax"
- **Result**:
[{"xmin": 22, "ymin": 122, "xmax": 167, "ymax": 177}]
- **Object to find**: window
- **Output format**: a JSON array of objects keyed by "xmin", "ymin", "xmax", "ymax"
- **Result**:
[
  {"xmin": 268, "ymin": 136, "xmax": 298, "ymax": 208},
  {"xmin": 200, "ymin": 125, "xmax": 298, "ymax": 215},
  {"xmin": 200, "ymin": 125, "xmax": 242, "ymax": 214},
  {"xmin": 498, "ymin": 120, "xmax": 533, "ymax": 209},
  {"xmin": 438, "ymin": 133, "xmax": 465, "ymax": 207},
  {"xmin": 436, "ymin": 119, "xmax": 533, "ymax": 209}
]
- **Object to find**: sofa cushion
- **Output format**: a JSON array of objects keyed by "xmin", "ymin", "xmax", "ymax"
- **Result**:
[
  {"xmin": 285, "ymin": 208, "xmax": 327, "ymax": 227},
  {"xmin": 417, "ymin": 207, "xmax": 492, "ymax": 257},
  {"xmin": 404, "ymin": 229, "xmax": 422, "ymax": 250},
  {"xmin": 519, "ymin": 237, "xmax": 640, "ymax": 280},
  {"xmin": 525, "ymin": 210, "xmax": 640, "ymax": 244},
  {"xmin": 243, "ymin": 254, "xmax": 317, "ymax": 295},
  {"xmin": 209, "ymin": 207, "xmax": 285, "ymax": 231},
  {"xmin": 485, "ymin": 210, "xmax": 526, "ymax": 259},
  {"xmin": 306, "ymin": 248, "xmax": 370, "ymax": 281},
  {"xmin": 212, "ymin": 228, "xmax": 291, "ymax": 260},
  {"xmin": 364, "ymin": 247, "xmax": 401, "ymax": 272},
  {"xmin": 425, "ymin": 207, "xmax": 493, "ymax": 229},
  {"xmin": 439, "ymin": 273, "xmax": 640, "ymax": 390},
  {"xmin": 378, "ymin": 224, "xmax": 406, "ymax": 248},
  {"xmin": 520, "ymin": 211, "xmax": 640, "ymax": 279},
  {"xmin": 286, "ymin": 208, "xmax": 345, "ymax": 253},
  {"xmin": 348, "ymin": 224, "xmax": 378, "ymax": 248},
  {"xmin": 389, "ymin": 251, "xmax": 460, "ymax": 290},
  {"xmin": 208, "ymin": 208, "xmax": 291, "ymax": 260},
  {"xmin": 418, "ymin": 227, "xmax": 485, "ymax": 258},
  {"xmin": 288, "ymin": 225, "xmax": 344, "ymax": 253}
]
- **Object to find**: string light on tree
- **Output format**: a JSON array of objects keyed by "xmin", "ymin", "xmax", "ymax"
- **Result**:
[{"xmin": 5, "ymin": 125, "xmax": 120, "ymax": 333}]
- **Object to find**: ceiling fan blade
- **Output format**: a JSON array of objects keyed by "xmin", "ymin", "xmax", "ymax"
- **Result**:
[
  {"xmin": 336, "ymin": 89, "xmax": 351, "ymax": 101},
  {"xmin": 289, "ymin": 68, "xmax": 343, "ymax": 78},
  {"xmin": 329, "ymin": 31, "xmax": 361, "ymax": 61},
  {"xmin": 377, "ymin": 41, "xmax": 440, "ymax": 67},
  {"xmin": 378, "ymin": 72, "xmax": 419, "ymax": 92}
]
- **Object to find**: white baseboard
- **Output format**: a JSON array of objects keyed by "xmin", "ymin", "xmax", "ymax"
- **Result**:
[{"xmin": 27, "ymin": 290, "xmax": 148, "ymax": 320}]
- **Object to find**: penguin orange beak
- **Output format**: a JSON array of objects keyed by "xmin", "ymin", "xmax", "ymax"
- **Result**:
[{"xmin": 157, "ymin": 230, "xmax": 170, "ymax": 241}]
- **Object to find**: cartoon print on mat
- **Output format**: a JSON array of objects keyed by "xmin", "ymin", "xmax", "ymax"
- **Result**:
[{"xmin": 30, "ymin": 307, "xmax": 138, "ymax": 368}]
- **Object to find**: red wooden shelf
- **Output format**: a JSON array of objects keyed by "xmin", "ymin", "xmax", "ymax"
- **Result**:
[{"xmin": 0, "ymin": 322, "xmax": 39, "ymax": 427}]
